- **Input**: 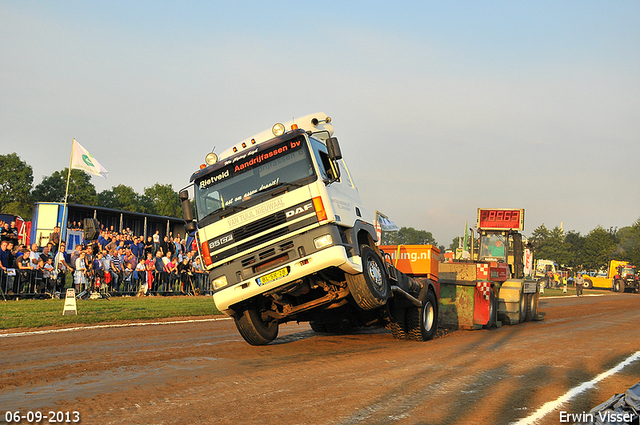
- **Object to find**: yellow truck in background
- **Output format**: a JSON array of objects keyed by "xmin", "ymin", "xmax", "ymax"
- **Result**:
[{"xmin": 582, "ymin": 260, "xmax": 640, "ymax": 292}]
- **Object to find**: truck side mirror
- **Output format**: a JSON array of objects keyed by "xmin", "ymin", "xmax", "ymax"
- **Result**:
[
  {"xmin": 179, "ymin": 189, "xmax": 195, "ymax": 223},
  {"xmin": 324, "ymin": 137, "xmax": 342, "ymax": 183},
  {"xmin": 326, "ymin": 137, "xmax": 342, "ymax": 160}
]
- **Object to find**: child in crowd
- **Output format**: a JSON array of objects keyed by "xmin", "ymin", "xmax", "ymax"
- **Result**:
[
  {"xmin": 43, "ymin": 257, "xmax": 55, "ymax": 295},
  {"xmin": 74, "ymin": 252, "xmax": 86, "ymax": 292},
  {"xmin": 123, "ymin": 262, "xmax": 134, "ymax": 292}
]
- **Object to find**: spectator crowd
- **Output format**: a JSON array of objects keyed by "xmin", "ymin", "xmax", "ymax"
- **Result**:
[{"xmin": 0, "ymin": 220, "xmax": 209, "ymax": 298}]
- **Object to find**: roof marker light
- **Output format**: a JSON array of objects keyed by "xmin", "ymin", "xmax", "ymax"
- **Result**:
[
  {"xmin": 291, "ymin": 124, "xmax": 299, "ymax": 130},
  {"xmin": 272, "ymin": 123, "xmax": 285, "ymax": 137},
  {"xmin": 205, "ymin": 152, "xmax": 218, "ymax": 165}
]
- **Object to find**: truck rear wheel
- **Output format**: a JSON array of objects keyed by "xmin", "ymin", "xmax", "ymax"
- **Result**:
[
  {"xmin": 309, "ymin": 321, "xmax": 328, "ymax": 333},
  {"xmin": 387, "ymin": 306, "xmax": 407, "ymax": 340},
  {"xmin": 584, "ymin": 278, "xmax": 593, "ymax": 289},
  {"xmin": 234, "ymin": 306, "xmax": 279, "ymax": 346},
  {"xmin": 346, "ymin": 245, "xmax": 389, "ymax": 310},
  {"xmin": 406, "ymin": 290, "xmax": 437, "ymax": 341}
]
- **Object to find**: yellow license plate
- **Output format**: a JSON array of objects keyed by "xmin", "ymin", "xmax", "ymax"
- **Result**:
[{"xmin": 257, "ymin": 267, "xmax": 289, "ymax": 286}]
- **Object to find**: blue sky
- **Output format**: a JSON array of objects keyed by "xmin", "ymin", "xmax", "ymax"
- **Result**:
[{"xmin": 1, "ymin": 1, "xmax": 639, "ymax": 246}]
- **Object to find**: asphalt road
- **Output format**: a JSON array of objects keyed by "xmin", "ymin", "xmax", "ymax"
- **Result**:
[{"xmin": 1, "ymin": 292, "xmax": 639, "ymax": 425}]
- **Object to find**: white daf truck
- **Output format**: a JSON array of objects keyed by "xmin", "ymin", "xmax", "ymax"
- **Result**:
[{"xmin": 180, "ymin": 113, "xmax": 438, "ymax": 345}]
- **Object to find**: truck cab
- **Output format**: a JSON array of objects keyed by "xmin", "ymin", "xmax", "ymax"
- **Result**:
[{"xmin": 181, "ymin": 113, "xmax": 438, "ymax": 345}]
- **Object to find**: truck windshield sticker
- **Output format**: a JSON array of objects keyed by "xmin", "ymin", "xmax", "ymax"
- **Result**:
[{"xmin": 194, "ymin": 136, "xmax": 316, "ymax": 222}]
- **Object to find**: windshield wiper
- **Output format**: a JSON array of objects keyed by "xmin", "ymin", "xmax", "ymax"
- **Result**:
[
  {"xmin": 258, "ymin": 181, "xmax": 303, "ymax": 195},
  {"xmin": 201, "ymin": 204, "xmax": 246, "ymax": 223}
]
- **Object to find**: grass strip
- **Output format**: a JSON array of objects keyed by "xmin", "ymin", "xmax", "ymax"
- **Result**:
[
  {"xmin": 0, "ymin": 287, "xmax": 616, "ymax": 330},
  {"xmin": 538, "ymin": 287, "xmax": 612, "ymax": 297},
  {"xmin": 0, "ymin": 296, "xmax": 222, "ymax": 330}
]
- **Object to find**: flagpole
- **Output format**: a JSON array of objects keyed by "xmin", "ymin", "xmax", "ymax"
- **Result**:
[
  {"xmin": 58, "ymin": 139, "xmax": 75, "ymax": 270},
  {"xmin": 63, "ymin": 139, "xmax": 75, "ymax": 225}
]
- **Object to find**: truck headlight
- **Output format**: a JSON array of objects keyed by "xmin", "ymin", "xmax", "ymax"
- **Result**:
[
  {"xmin": 212, "ymin": 275, "xmax": 228, "ymax": 290},
  {"xmin": 314, "ymin": 234, "xmax": 333, "ymax": 249}
]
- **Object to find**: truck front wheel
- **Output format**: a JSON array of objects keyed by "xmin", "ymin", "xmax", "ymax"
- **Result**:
[
  {"xmin": 347, "ymin": 245, "xmax": 389, "ymax": 310},
  {"xmin": 234, "ymin": 306, "xmax": 279, "ymax": 346},
  {"xmin": 406, "ymin": 290, "xmax": 437, "ymax": 341}
]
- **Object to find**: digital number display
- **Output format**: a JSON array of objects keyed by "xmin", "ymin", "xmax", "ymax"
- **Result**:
[{"xmin": 477, "ymin": 209, "xmax": 524, "ymax": 231}]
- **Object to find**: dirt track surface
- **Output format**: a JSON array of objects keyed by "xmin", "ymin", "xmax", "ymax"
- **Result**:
[{"xmin": 2, "ymin": 292, "xmax": 639, "ymax": 425}]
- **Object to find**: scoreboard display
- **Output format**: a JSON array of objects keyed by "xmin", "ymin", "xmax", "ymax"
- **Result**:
[{"xmin": 477, "ymin": 208, "xmax": 524, "ymax": 231}]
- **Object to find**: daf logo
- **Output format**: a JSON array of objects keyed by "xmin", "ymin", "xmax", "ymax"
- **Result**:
[{"xmin": 285, "ymin": 202, "xmax": 313, "ymax": 219}]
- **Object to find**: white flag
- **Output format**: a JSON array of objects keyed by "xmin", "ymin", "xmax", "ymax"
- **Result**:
[{"xmin": 70, "ymin": 139, "xmax": 109, "ymax": 179}]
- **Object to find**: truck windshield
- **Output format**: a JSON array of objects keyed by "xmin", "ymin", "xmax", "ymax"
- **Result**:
[
  {"xmin": 621, "ymin": 266, "xmax": 635, "ymax": 276},
  {"xmin": 479, "ymin": 234, "xmax": 507, "ymax": 262},
  {"xmin": 194, "ymin": 135, "xmax": 316, "ymax": 222}
]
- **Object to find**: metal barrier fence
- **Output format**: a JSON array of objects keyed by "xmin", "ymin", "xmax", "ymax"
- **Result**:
[{"xmin": 0, "ymin": 269, "xmax": 210, "ymax": 299}]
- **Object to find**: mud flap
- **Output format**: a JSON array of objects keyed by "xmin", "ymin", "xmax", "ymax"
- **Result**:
[{"xmin": 473, "ymin": 281, "xmax": 491, "ymax": 325}]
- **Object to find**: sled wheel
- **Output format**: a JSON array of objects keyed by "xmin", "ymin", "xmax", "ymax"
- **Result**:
[
  {"xmin": 485, "ymin": 289, "xmax": 497, "ymax": 329},
  {"xmin": 519, "ymin": 288, "xmax": 526, "ymax": 322}
]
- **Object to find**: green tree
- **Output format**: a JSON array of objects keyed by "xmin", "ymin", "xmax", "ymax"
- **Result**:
[
  {"xmin": 630, "ymin": 219, "xmax": 640, "ymax": 268},
  {"xmin": 144, "ymin": 183, "xmax": 181, "ymax": 217},
  {"xmin": 32, "ymin": 168, "xmax": 97, "ymax": 205},
  {"xmin": 381, "ymin": 227, "xmax": 438, "ymax": 246},
  {"xmin": 98, "ymin": 185, "xmax": 153, "ymax": 213},
  {"xmin": 0, "ymin": 153, "xmax": 33, "ymax": 214},
  {"xmin": 564, "ymin": 230, "xmax": 585, "ymax": 269},
  {"xmin": 582, "ymin": 225, "xmax": 616, "ymax": 271},
  {"xmin": 616, "ymin": 220, "xmax": 640, "ymax": 268},
  {"xmin": 449, "ymin": 236, "xmax": 461, "ymax": 252},
  {"xmin": 529, "ymin": 224, "xmax": 571, "ymax": 266},
  {"xmin": 529, "ymin": 224, "xmax": 550, "ymax": 253}
]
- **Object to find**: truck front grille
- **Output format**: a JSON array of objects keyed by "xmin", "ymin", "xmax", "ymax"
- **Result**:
[{"xmin": 233, "ymin": 212, "xmax": 287, "ymax": 240}]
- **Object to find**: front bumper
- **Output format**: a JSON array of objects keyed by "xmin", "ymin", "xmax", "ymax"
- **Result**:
[{"xmin": 213, "ymin": 244, "xmax": 362, "ymax": 314}]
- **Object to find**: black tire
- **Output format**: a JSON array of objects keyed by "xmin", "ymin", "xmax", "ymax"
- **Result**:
[
  {"xmin": 619, "ymin": 280, "xmax": 626, "ymax": 293},
  {"xmin": 325, "ymin": 321, "xmax": 354, "ymax": 334},
  {"xmin": 584, "ymin": 278, "xmax": 593, "ymax": 289},
  {"xmin": 406, "ymin": 290, "xmax": 438, "ymax": 341},
  {"xmin": 309, "ymin": 321, "xmax": 328, "ymax": 333},
  {"xmin": 234, "ymin": 306, "xmax": 279, "ymax": 346},
  {"xmin": 519, "ymin": 288, "xmax": 526, "ymax": 322},
  {"xmin": 524, "ymin": 293, "xmax": 535, "ymax": 322},
  {"xmin": 346, "ymin": 245, "xmax": 389, "ymax": 310},
  {"xmin": 484, "ymin": 289, "xmax": 497, "ymax": 329},
  {"xmin": 387, "ymin": 306, "xmax": 407, "ymax": 340}
]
